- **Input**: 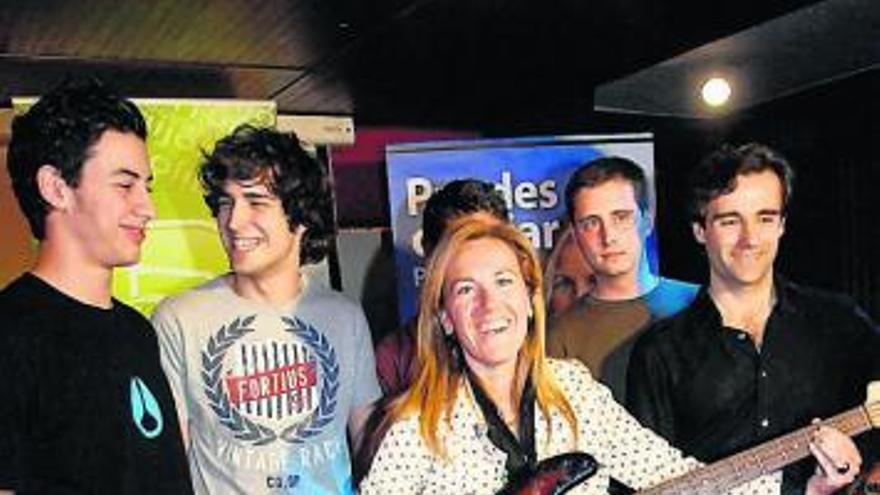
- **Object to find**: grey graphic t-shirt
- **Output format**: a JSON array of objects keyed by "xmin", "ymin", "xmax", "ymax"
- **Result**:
[{"xmin": 152, "ymin": 275, "xmax": 381, "ymax": 494}]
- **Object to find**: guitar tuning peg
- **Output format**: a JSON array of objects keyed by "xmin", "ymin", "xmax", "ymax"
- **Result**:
[{"xmin": 867, "ymin": 382, "xmax": 880, "ymax": 403}]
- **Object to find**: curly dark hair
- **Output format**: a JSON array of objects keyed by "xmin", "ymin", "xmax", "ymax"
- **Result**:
[
  {"xmin": 688, "ymin": 143, "xmax": 794, "ymax": 224},
  {"xmin": 7, "ymin": 78, "xmax": 147, "ymax": 239},
  {"xmin": 200, "ymin": 124, "xmax": 334, "ymax": 265},
  {"xmin": 564, "ymin": 156, "xmax": 650, "ymax": 222},
  {"xmin": 420, "ymin": 179, "xmax": 509, "ymax": 257}
]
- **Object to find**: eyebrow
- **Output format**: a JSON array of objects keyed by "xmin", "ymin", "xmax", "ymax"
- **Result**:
[
  {"xmin": 709, "ymin": 209, "xmax": 781, "ymax": 221},
  {"xmin": 112, "ymin": 168, "xmax": 153, "ymax": 183},
  {"xmin": 242, "ymin": 191, "xmax": 275, "ymax": 200},
  {"xmin": 579, "ymin": 208, "xmax": 634, "ymax": 218},
  {"xmin": 708, "ymin": 211, "xmax": 740, "ymax": 222},
  {"xmin": 757, "ymin": 208, "xmax": 782, "ymax": 216}
]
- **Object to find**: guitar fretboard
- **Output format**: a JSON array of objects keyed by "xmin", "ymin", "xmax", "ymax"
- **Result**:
[{"xmin": 638, "ymin": 406, "xmax": 873, "ymax": 495}]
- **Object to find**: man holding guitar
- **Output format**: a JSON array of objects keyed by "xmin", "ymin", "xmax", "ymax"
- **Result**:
[{"xmin": 628, "ymin": 143, "xmax": 880, "ymax": 494}]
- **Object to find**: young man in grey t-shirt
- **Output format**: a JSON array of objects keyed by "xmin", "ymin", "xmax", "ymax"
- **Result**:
[{"xmin": 152, "ymin": 125, "xmax": 380, "ymax": 494}]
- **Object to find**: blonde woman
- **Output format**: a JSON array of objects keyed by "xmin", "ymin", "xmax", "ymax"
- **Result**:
[
  {"xmin": 359, "ymin": 218, "xmax": 859, "ymax": 495},
  {"xmin": 544, "ymin": 223, "xmax": 595, "ymax": 316}
]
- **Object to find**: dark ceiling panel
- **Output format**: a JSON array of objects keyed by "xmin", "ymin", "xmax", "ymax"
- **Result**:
[
  {"xmin": 0, "ymin": 58, "xmax": 303, "ymax": 102},
  {"xmin": 595, "ymin": 0, "xmax": 880, "ymax": 117},
  {"xmin": 273, "ymin": 68, "xmax": 353, "ymax": 115},
  {"xmin": 0, "ymin": 0, "xmax": 854, "ymax": 126},
  {"xmin": 338, "ymin": 0, "xmax": 828, "ymax": 126},
  {"xmin": 0, "ymin": 0, "xmax": 339, "ymax": 67}
]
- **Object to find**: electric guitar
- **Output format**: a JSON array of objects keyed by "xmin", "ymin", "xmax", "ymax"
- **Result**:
[{"xmin": 499, "ymin": 382, "xmax": 880, "ymax": 495}]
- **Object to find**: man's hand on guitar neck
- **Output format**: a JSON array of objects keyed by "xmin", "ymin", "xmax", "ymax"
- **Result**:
[{"xmin": 806, "ymin": 424, "xmax": 862, "ymax": 495}]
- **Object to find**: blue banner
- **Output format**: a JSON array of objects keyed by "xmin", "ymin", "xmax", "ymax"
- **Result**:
[{"xmin": 386, "ymin": 134, "xmax": 656, "ymax": 325}]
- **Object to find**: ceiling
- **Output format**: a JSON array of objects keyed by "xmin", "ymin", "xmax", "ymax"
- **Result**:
[
  {"xmin": 595, "ymin": 0, "xmax": 880, "ymax": 118},
  {"xmin": 0, "ymin": 0, "xmax": 867, "ymax": 127}
]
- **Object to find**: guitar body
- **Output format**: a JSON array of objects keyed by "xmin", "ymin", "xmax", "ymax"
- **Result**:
[{"xmin": 496, "ymin": 452, "xmax": 598, "ymax": 495}]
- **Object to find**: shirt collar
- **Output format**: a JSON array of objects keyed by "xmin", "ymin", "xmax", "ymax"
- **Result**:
[
  {"xmin": 695, "ymin": 274, "xmax": 799, "ymax": 330},
  {"xmin": 772, "ymin": 274, "xmax": 798, "ymax": 315}
]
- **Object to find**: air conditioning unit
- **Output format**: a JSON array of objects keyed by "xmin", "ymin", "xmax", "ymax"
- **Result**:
[{"xmin": 276, "ymin": 115, "xmax": 355, "ymax": 146}]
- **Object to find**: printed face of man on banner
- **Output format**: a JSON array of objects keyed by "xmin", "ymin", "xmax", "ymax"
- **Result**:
[{"xmin": 385, "ymin": 134, "xmax": 658, "ymax": 325}]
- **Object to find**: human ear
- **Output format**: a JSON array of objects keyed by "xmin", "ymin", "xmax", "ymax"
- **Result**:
[
  {"xmin": 290, "ymin": 223, "xmax": 307, "ymax": 237},
  {"xmin": 437, "ymin": 310, "xmax": 454, "ymax": 336},
  {"xmin": 36, "ymin": 165, "xmax": 71, "ymax": 210},
  {"xmin": 692, "ymin": 221, "xmax": 707, "ymax": 245}
]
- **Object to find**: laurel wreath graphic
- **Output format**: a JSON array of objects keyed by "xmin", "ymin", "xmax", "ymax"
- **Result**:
[
  {"xmin": 201, "ymin": 315, "xmax": 278, "ymax": 446},
  {"xmin": 280, "ymin": 316, "xmax": 339, "ymax": 443},
  {"xmin": 201, "ymin": 314, "xmax": 339, "ymax": 447}
]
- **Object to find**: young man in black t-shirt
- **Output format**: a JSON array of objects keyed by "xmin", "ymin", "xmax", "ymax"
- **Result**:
[{"xmin": 0, "ymin": 79, "xmax": 193, "ymax": 494}]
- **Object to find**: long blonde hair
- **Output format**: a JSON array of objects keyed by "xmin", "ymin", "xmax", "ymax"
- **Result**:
[{"xmin": 393, "ymin": 217, "xmax": 578, "ymax": 456}]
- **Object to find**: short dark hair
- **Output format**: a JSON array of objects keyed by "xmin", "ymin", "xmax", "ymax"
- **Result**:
[
  {"xmin": 200, "ymin": 124, "xmax": 334, "ymax": 265},
  {"xmin": 688, "ymin": 143, "xmax": 794, "ymax": 224},
  {"xmin": 564, "ymin": 156, "xmax": 650, "ymax": 221},
  {"xmin": 421, "ymin": 179, "xmax": 508, "ymax": 257},
  {"xmin": 7, "ymin": 78, "xmax": 147, "ymax": 239}
]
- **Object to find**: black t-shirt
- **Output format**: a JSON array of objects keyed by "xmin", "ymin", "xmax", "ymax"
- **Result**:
[{"xmin": 0, "ymin": 273, "xmax": 193, "ymax": 494}]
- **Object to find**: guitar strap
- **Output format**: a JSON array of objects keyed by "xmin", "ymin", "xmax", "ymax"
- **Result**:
[{"xmin": 465, "ymin": 367, "xmax": 537, "ymax": 476}]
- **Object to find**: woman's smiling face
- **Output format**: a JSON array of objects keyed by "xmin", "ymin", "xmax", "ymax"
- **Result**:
[{"xmin": 441, "ymin": 237, "xmax": 532, "ymax": 378}]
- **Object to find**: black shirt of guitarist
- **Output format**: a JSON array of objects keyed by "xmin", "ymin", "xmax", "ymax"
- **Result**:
[{"xmin": 628, "ymin": 278, "xmax": 880, "ymax": 492}]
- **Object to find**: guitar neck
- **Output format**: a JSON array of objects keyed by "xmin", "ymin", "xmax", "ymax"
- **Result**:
[{"xmin": 638, "ymin": 405, "xmax": 873, "ymax": 495}]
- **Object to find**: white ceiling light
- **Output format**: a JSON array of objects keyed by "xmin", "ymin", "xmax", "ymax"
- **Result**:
[{"xmin": 701, "ymin": 77, "xmax": 732, "ymax": 107}]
